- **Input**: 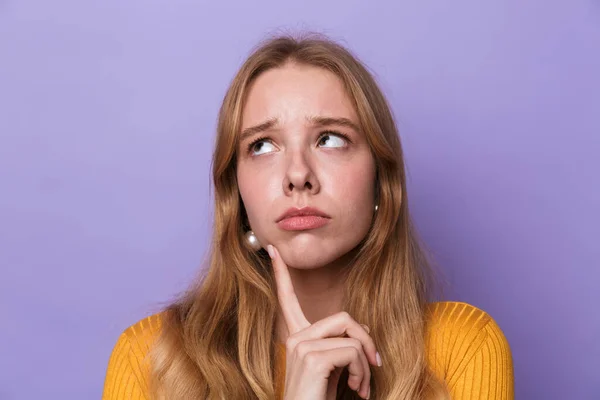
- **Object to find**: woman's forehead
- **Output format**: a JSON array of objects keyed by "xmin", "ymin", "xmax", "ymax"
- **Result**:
[{"xmin": 240, "ymin": 64, "xmax": 359, "ymax": 131}]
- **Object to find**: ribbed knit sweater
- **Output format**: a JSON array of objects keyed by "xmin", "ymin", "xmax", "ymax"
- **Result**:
[{"xmin": 102, "ymin": 301, "xmax": 514, "ymax": 399}]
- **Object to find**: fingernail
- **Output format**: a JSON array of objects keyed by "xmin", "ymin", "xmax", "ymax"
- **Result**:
[
  {"xmin": 367, "ymin": 386, "xmax": 371, "ymax": 399},
  {"xmin": 376, "ymin": 352, "xmax": 382, "ymax": 367},
  {"xmin": 360, "ymin": 324, "xmax": 370, "ymax": 334},
  {"xmin": 267, "ymin": 245, "xmax": 275, "ymax": 259}
]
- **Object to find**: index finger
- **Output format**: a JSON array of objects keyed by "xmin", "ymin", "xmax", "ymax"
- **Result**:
[{"xmin": 267, "ymin": 244, "xmax": 311, "ymax": 334}]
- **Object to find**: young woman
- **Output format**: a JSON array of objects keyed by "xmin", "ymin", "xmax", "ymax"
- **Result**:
[{"xmin": 102, "ymin": 34, "xmax": 514, "ymax": 400}]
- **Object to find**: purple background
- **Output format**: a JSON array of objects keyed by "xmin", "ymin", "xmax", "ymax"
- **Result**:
[{"xmin": 1, "ymin": 1, "xmax": 599, "ymax": 399}]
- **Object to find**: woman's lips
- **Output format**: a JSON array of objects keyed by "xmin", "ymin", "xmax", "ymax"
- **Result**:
[{"xmin": 277, "ymin": 215, "xmax": 330, "ymax": 231}]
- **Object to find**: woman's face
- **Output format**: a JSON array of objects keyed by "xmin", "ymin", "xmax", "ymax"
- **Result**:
[{"xmin": 236, "ymin": 63, "xmax": 376, "ymax": 269}]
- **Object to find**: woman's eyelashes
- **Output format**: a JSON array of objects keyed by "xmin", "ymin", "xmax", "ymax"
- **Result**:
[
  {"xmin": 246, "ymin": 131, "xmax": 351, "ymax": 156},
  {"xmin": 247, "ymin": 135, "xmax": 273, "ymax": 156}
]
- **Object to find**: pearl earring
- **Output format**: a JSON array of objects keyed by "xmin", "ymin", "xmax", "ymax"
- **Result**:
[
  {"xmin": 245, "ymin": 230, "xmax": 262, "ymax": 251},
  {"xmin": 374, "ymin": 204, "xmax": 379, "ymax": 211}
]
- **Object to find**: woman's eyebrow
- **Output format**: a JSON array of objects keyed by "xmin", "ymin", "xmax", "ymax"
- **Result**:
[
  {"xmin": 240, "ymin": 118, "xmax": 278, "ymax": 143},
  {"xmin": 307, "ymin": 116, "xmax": 360, "ymax": 132},
  {"xmin": 239, "ymin": 115, "xmax": 360, "ymax": 143}
]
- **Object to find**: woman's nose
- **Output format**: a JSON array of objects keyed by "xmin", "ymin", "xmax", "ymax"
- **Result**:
[{"xmin": 282, "ymin": 151, "xmax": 320, "ymax": 196}]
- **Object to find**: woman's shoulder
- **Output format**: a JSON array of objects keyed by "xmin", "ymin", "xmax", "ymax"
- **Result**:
[
  {"xmin": 102, "ymin": 312, "xmax": 166, "ymax": 399},
  {"xmin": 424, "ymin": 301, "xmax": 514, "ymax": 397},
  {"xmin": 105, "ymin": 311, "xmax": 165, "ymax": 367},
  {"xmin": 425, "ymin": 301, "xmax": 498, "ymax": 331},
  {"xmin": 119, "ymin": 312, "xmax": 165, "ymax": 347},
  {"xmin": 424, "ymin": 300, "xmax": 510, "ymax": 353}
]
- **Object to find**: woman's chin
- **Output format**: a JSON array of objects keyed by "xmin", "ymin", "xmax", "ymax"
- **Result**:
[
  {"xmin": 283, "ymin": 257, "xmax": 330, "ymax": 270},
  {"xmin": 269, "ymin": 233, "xmax": 361, "ymax": 269},
  {"xmin": 277, "ymin": 247, "xmax": 345, "ymax": 270}
]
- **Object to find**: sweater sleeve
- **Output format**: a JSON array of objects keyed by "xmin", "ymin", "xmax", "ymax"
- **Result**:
[
  {"xmin": 446, "ymin": 314, "xmax": 515, "ymax": 399},
  {"xmin": 102, "ymin": 332, "xmax": 149, "ymax": 400},
  {"xmin": 102, "ymin": 314, "xmax": 162, "ymax": 400}
]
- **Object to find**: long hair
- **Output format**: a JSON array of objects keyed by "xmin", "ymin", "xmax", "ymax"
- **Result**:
[{"xmin": 148, "ymin": 33, "xmax": 449, "ymax": 399}]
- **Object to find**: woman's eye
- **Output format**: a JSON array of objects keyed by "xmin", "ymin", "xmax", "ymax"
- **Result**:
[
  {"xmin": 318, "ymin": 133, "xmax": 347, "ymax": 148},
  {"xmin": 248, "ymin": 132, "xmax": 348, "ymax": 156},
  {"xmin": 250, "ymin": 140, "xmax": 276, "ymax": 155}
]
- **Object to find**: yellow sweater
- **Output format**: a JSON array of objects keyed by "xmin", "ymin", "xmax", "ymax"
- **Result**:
[{"xmin": 102, "ymin": 301, "xmax": 514, "ymax": 399}]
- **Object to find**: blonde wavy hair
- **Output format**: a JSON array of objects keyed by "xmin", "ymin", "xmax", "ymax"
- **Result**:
[{"xmin": 149, "ymin": 33, "xmax": 449, "ymax": 399}]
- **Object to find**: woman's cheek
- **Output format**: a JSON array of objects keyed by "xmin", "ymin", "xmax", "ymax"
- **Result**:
[
  {"xmin": 251, "ymin": 174, "xmax": 279, "ymax": 222},
  {"xmin": 335, "ymin": 162, "xmax": 372, "ymax": 196}
]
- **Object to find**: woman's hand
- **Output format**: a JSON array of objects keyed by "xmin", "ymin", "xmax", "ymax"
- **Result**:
[{"xmin": 268, "ymin": 244, "xmax": 381, "ymax": 400}]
